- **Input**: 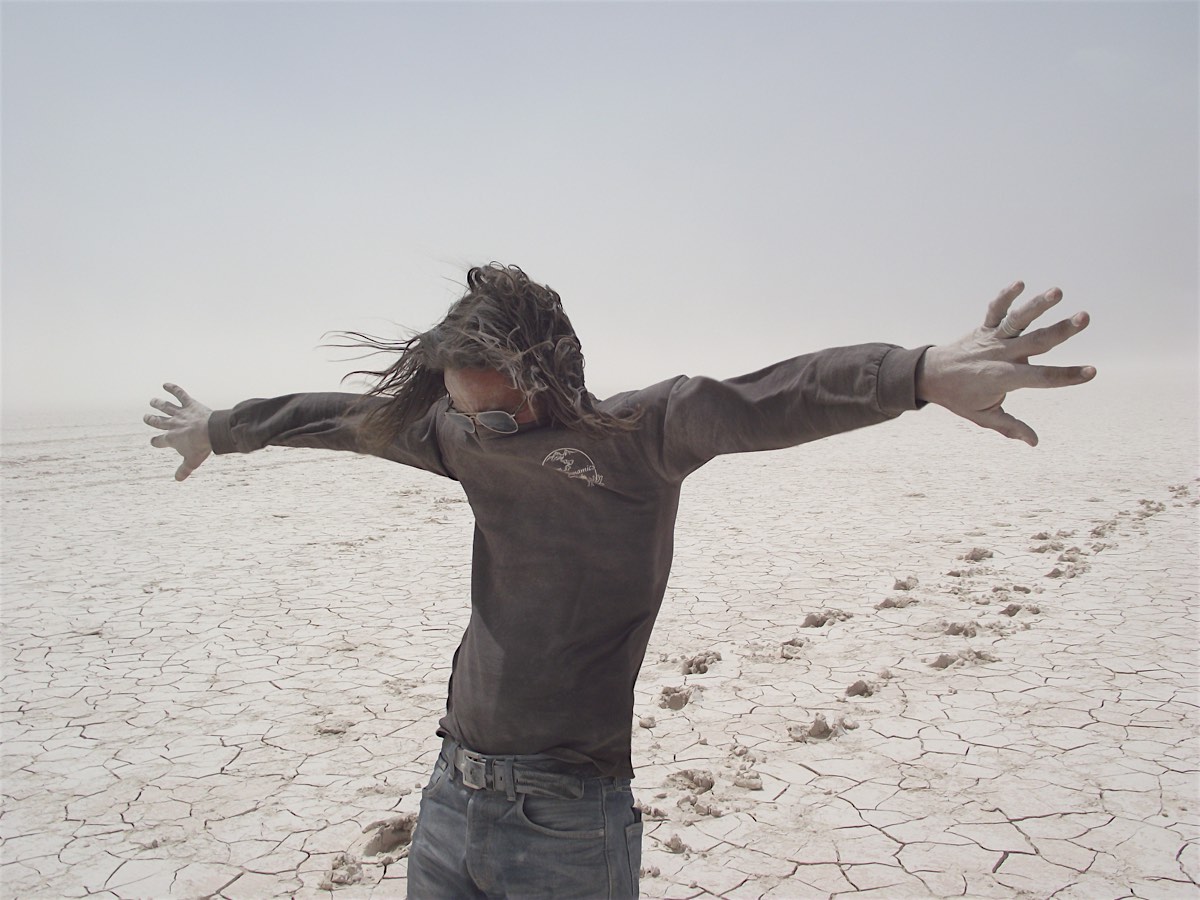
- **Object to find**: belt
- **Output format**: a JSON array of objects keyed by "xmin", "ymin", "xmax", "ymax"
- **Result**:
[{"xmin": 450, "ymin": 744, "xmax": 590, "ymax": 801}]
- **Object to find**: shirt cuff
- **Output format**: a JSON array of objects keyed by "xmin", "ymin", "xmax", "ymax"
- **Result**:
[
  {"xmin": 208, "ymin": 409, "xmax": 238, "ymax": 455},
  {"xmin": 878, "ymin": 345, "xmax": 933, "ymax": 416}
]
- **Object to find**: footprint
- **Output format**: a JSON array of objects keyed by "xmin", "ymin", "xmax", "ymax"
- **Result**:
[
  {"xmin": 658, "ymin": 686, "xmax": 697, "ymax": 710},
  {"xmin": 946, "ymin": 566, "xmax": 987, "ymax": 578},
  {"xmin": 668, "ymin": 769, "xmax": 715, "ymax": 794},
  {"xmin": 802, "ymin": 609, "xmax": 852, "ymax": 628},
  {"xmin": 788, "ymin": 713, "xmax": 857, "ymax": 742},
  {"xmin": 733, "ymin": 768, "xmax": 763, "ymax": 791},
  {"xmin": 929, "ymin": 648, "xmax": 1001, "ymax": 669},
  {"xmin": 845, "ymin": 679, "xmax": 876, "ymax": 697},
  {"xmin": 663, "ymin": 834, "xmax": 690, "ymax": 854},
  {"xmin": 876, "ymin": 596, "xmax": 919, "ymax": 609},
  {"xmin": 681, "ymin": 650, "xmax": 721, "ymax": 675},
  {"xmin": 677, "ymin": 793, "xmax": 723, "ymax": 816},
  {"xmin": 1136, "ymin": 499, "xmax": 1166, "ymax": 518},
  {"xmin": 1029, "ymin": 540, "xmax": 1065, "ymax": 553},
  {"xmin": 1046, "ymin": 564, "xmax": 1084, "ymax": 579},
  {"xmin": 384, "ymin": 677, "xmax": 422, "ymax": 695},
  {"xmin": 319, "ymin": 852, "xmax": 364, "ymax": 889},
  {"xmin": 961, "ymin": 547, "xmax": 994, "ymax": 562},
  {"xmin": 780, "ymin": 637, "xmax": 809, "ymax": 659},
  {"xmin": 730, "ymin": 743, "xmax": 758, "ymax": 763},
  {"xmin": 999, "ymin": 602, "xmax": 1040, "ymax": 616},
  {"xmin": 362, "ymin": 813, "xmax": 418, "ymax": 859}
]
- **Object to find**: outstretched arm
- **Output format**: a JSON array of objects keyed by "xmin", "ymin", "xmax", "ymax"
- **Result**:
[
  {"xmin": 144, "ymin": 383, "xmax": 213, "ymax": 481},
  {"xmin": 916, "ymin": 281, "xmax": 1095, "ymax": 446},
  {"xmin": 146, "ymin": 388, "xmax": 453, "ymax": 481}
]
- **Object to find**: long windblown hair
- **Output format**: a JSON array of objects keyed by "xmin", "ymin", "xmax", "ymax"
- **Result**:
[{"xmin": 335, "ymin": 264, "xmax": 642, "ymax": 445}]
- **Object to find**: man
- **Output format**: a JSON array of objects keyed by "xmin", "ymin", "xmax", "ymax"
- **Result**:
[{"xmin": 145, "ymin": 264, "xmax": 1094, "ymax": 898}]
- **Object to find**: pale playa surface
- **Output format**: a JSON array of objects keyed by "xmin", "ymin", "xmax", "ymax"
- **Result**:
[{"xmin": 2, "ymin": 375, "xmax": 1197, "ymax": 899}]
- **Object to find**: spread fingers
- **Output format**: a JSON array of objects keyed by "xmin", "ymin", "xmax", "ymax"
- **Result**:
[
  {"xmin": 983, "ymin": 281, "xmax": 1026, "ymax": 328},
  {"xmin": 163, "ymin": 383, "xmax": 194, "ymax": 406},
  {"xmin": 999, "ymin": 287, "xmax": 1063, "ymax": 334},
  {"xmin": 1007, "ymin": 363, "xmax": 1098, "ymax": 390},
  {"xmin": 1013, "ymin": 311, "xmax": 1090, "ymax": 356},
  {"xmin": 968, "ymin": 405, "xmax": 1038, "ymax": 447}
]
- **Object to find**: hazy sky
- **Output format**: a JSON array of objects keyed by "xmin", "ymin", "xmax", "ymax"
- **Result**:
[{"xmin": 3, "ymin": 1, "xmax": 1196, "ymax": 415}]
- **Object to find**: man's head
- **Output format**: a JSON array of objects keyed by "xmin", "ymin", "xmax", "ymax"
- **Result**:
[
  {"xmin": 343, "ymin": 264, "xmax": 640, "ymax": 440},
  {"xmin": 422, "ymin": 264, "xmax": 585, "ymax": 407}
]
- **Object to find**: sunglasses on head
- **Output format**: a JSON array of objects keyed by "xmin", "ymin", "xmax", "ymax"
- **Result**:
[{"xmin": 445, "ymin": 395, "xmax": 529, "ymax": 434}]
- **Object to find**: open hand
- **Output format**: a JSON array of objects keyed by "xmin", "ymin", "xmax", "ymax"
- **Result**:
[
  {"xmin": 144, "ymin": 383, "xmax": 213, "ymax": 480},
  {"xmin": 916, "ymin": 282, "xmax": 1095, "ymax": 446}
]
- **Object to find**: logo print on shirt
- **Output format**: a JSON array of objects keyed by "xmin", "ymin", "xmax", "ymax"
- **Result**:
[{"xmin": 542, "ymin": 448, "xmax": 605, "ymax": 487}]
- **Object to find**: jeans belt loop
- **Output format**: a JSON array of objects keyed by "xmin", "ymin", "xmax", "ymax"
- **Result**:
[{"xmin": 496, "ymin": 758, "xmax": 517, "ymax": 802}]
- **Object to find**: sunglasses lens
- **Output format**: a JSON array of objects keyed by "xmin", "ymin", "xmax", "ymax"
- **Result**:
[
  {"xmin": 476, "ymin": 412, "xmax": 519, "ymax": 434},
  {"xmin": 446, "ymin": 412, "xmax": 476, "ymax": 433}
]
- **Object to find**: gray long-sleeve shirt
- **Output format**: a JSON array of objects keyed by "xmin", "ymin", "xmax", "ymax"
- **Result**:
[{"xmin": 209, "ymin": 343, "xmax": 927, "ymax": 778}]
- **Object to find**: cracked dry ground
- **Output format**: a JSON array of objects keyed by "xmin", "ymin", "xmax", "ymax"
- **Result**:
[{"xmin": 2, "ymin": 393, "xmax": 1197, "ymax": 900}]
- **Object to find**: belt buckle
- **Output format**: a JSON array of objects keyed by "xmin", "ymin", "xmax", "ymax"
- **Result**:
[{"xmin": 460, "ymin": 752, "xmax": 487, "ymax": 790}]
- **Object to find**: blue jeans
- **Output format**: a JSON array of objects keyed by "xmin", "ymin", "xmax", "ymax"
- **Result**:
[{"xmin": 406, "ymin": 738, "xmax": 643, "ymax": 899}]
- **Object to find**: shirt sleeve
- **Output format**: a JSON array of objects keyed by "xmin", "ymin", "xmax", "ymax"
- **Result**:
[
  {"xmin": 652, "ymin": 343, "xmax": 929, "ymax": 482},
  {"xmin": 208, "ymin": 392, "xmax": 452, "ymax": 478}
]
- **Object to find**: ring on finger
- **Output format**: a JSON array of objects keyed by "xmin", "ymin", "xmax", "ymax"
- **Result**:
[{"xmin": 998, "ymin": 315, "xmax": 1024, "ymax": 338}]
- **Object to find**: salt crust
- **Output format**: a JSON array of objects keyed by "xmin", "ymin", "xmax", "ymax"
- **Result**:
[{"xmin": 2, "ymin": 383, "xmax": 1197, "ymax": 898}]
